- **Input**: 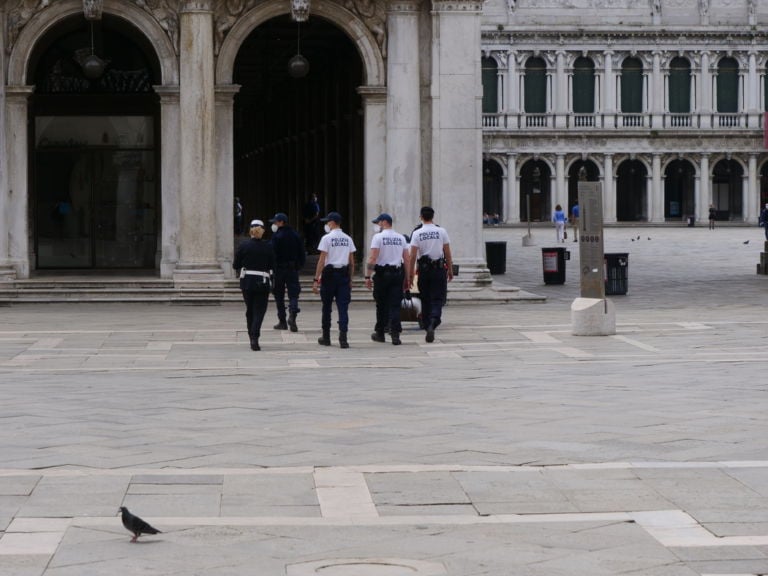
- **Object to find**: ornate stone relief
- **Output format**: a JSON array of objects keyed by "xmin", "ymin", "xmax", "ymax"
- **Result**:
[
  {"xmin": 5, "ymin": 0, "xmax": 50, "ymax": 54},
  {"xmin": 344, "ymin": 0, "xmax": 387, "ymax": 58},
  {"xmin": 134, "ymin": 0, "xmax": 181, "ymax": 54}
]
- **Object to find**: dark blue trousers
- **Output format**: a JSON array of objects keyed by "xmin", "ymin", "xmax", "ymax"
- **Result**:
[
  {"xmin": 242, "ymin": 289, "xmax": 269, "ymax": 338},
  {"xmin": 373, "ymin": 269, "xmax": 404, "ymax": 334},
  {"xmin": 417, "ymin": 266, "xmax": 447, "ymax": 329},
  {"xmin": 320, "ymin": 269, "xmax": 351, "ymax": 332},
  {"xmin": 273, "ymin": 267, "xmax": 301, "ymax": 321}
]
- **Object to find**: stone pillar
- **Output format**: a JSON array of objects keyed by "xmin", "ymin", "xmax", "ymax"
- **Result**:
[
  {"xmin": 3, "ymin": 86, "xmax": 34, "ymax": 279},
  {"xmin": 505, "ymin": 153, "xmax": 518, "ymax": 223},
  {"xmin": 555, "ymin": 51, "xmax": 568, "ymax": 128},
  {"xmin": 651, "ymin": 153, "xmax": 663, "ymax": 222},
  {"xmin": 699, "ymin": 153, "xmax": 710, "ymax": 211},
  {"xmin": 604, "ymin": 50, "xmax": 615, "ymax": 114},
  {"xmin": 387, "ymin": 1, "xmax": 421, "ymax": 233},
  {"xmin": 154, "ymin": 86, "xmax": 181, "ymax": 278},
  {"xmin": 174, "ymin": 0, "xmax": 223, "ymax": 283},
  {"xmin": 430, "ymin": 0, "xmax": 489, "ymax": 282},
  {"xmin": 358, "ymin": 86, "xmax": 388, "ymax": 251},
  {"xmin": 746, "ymin": 154, "xmax": 757, "ymax": 223},
  {"xmin": 747, "ymin": 51, "xmax": 759, "ymax": 126},
  {"xmin": 555, "ymin": 154, "xmax": 566, "ymax": 213},
  {"xmin": 215, "ymin": 84, "xmax": 240, "ymax": 277},
  {"xmin": 507, "ymin": 51, "xmax": 519, "ymax": 113},
  {"xmin": 603, "ymin": 154, "xmax": 616, "ymax": 223},
  {"xmin": 698, "ymin": 51, "xmax": 711, "ymax": 129},
  {"xmin": 651, "ymin": 51, "xmax": 663, "ymax": 128}
]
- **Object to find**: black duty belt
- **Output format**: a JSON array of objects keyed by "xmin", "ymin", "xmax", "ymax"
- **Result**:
[
  {"xmin": 323, "ymin": 265, "xmax": 349, "ymax": 272},
  {"xmin": 375, "ymin": 265, "xmax": 401, "ymax": 272},
  {"xmin": 418, "ymin": 257, "xmax": 445, "ymax": 269}
]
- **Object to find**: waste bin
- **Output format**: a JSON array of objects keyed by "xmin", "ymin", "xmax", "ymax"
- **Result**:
[
  {"xmin": 604, "ymin": 252, "xmax": 629, "ymax": 295},
  {"xmin": 485, "ymin": 241, "xmax": 507, "ymax": 275},
  {"xmin": 687, "ymin": 215, "xmax": 695, "ymax": 227},
  {"xmin": 542, "ymin": 247, "xmax": 568, "ymax": 284}
]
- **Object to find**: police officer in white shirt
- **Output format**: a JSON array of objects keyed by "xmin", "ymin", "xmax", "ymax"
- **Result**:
[
  {"xmin": 365, "ymin": 213, "xmax": 410, "ymax": 346},
  {"xmin": 409, "ymin": 206, "xmax": 453, "ymax": 343},
  {"xmin": 312, "ymin": 211, "xmax": 356, "ymax": 348}
]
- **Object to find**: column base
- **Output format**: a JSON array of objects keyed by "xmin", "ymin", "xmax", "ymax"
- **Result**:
[
  {"xmin": 0, "ymin": 266, "xmax": 18, "ymax": 282},
  {"xmin": 571, "ymin": 297, "xmax": 616, "ymax": 336},
  {"xmin": 173, "ymin": 263, "xmax": 228, "ymax": 288},
  {"xmin": 522, "ymin": 234, "xmax": 536, "ymax": 246}
]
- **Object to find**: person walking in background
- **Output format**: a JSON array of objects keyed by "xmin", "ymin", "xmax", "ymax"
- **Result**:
[
  {"xmin": 365, "ymin": 213, "xmax": 410, "ymax": 346},
  {"xmin": 233, "ymin": 219, "xmax": 275, "ymax": 351},
  {"xmin": 233, "ymin": 196, "xmax": 244, "ymax": 235},
  {"xmin": 312, "ymin": 212, "xmax": 356, "ymax": 348},
  {"xmin": 570, "ymin": 202, "xmax": 580, "ymax": 242},
  {"xmin": 409, "ymin": 206, "xmax": 453, "ymax": 344},
  {"xmin": 759, "ymin": 203, "xmax": 768, "ymax": 241},
  {"xmin": 709, "ymin": 204, "xmax": 717, "ymax": 230},
  {"xmin": 269, "ymin": 212, "xmax": 305, "ymax": 333},
  {"xmin": 302, "ymin": 193, "xmax": 321, "ymax": 253},
  {"xmin": 552, "ymin": 204, "xmax": 567, "ymax": 243}
]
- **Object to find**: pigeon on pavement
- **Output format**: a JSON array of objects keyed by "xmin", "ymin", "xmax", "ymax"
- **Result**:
[
  {"xmin": 119, "ymin": 507, "xmax": 161, "ymax": 542},
  {"xmin": 743, "ymin": 240, "xmax": 750, "ymax": 245}
]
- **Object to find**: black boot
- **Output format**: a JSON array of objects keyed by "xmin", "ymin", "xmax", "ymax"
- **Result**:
[
  {"xmin": 250, "ymin": 337, "xmax": 260, "ymax": 351},
  {"xmin": 339, "ymin": 331, "xmax": 349, "ymax": 349},
  {"xmin": 425, "ymin": 320, "xmax": 435, "ymax": 343},
  {"xmin": 371, "ymin": 331, "xmax": 385, "ymax": 343},
  {"xmin": 288, "ymin": 311, "xmax": 298, "ymax": 333},
  {"xmin": 318, "ymin": 330, "xmax": 331, "ymax": 346},
  {"xmin": 274, "ymin": 320, "xmax": 288, "ymax": 330},
  {"xmin": 391, "ymin": 332, "xmax": 401, "ymax": 346}
]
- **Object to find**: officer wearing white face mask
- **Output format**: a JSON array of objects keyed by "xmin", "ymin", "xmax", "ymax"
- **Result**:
[
  {"xmin": 365, "ymin": 213, "xmax": 410, "ymax": 345},
  {"xmin": 312, "ymin": 211, "xmax": 356, "ymax": 348},
  {"xmin": 268, "ymin": 212, "xmax": 305, "ymax": 332}
]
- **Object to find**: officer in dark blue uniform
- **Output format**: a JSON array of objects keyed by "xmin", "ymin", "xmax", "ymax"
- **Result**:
[
  {"xmin": 233, "ymin": 219, "xmax": 276, "ymax": 351},
  {"xmin": 268, "ymin": 212, "xmax": 305, "ymax": 332}
]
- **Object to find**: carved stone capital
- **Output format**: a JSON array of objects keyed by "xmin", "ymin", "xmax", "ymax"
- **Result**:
[
  {"xmin": 179, "ymin": 0, "xmax": 214, "ymax": 13},
  {"xmin": 430, "ymin": 0, "xmax": 484, "ymax": 13}
]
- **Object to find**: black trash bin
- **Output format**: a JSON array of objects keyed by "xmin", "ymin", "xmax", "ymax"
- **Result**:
[
  {"xmin": 604, "ymin": 253, "xmax": 629, "ymax": 295},
  {"xmin": 485, "ymin": 241, "xmax": 507, "ymax": 275},
  {"xmin": 542, "ymin": 247, "xmax": 568, "ymax": 284}
]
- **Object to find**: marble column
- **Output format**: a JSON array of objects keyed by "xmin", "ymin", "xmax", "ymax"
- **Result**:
[
  {"xmin": 154, "ymin": 86, "xmax": 181, "ymax": 278},
  {"xmin": 358, "ymin": 86, "xmax": 387, "ymax": 256},
  {"xmin": 505, "ymin": 153, "xmax": 518, "ymax": 223},
  {"xmin": 699, "ymin": 51, "xmax": 711, "ymax": 129},
  {"xmin": 603, "ymin": 51, "xmax": 615, "ymax": 114},
  {"xmin": 2, "ymin": 86, "xmax": 34, "ymax": 279},
  {"xmin": 387, "ymin": 1, "xmax": 421, "ymax": 232},
  {"xmin": 430, "ymin": 0, "xmax": 489, "ymax": 282},
  {"xmin": 215, "ymin": 84, "xmax": 241, "ymax": 277},
  {"xmin": 699, "ymin": 153, "xmax": 710, "ymax": 212},
  {"xmin": 651, "ymin": 153, "xmax": 663, "ymax": 222},
  {"xmin": 747, "ymin": 51, "xmax": 759, "ymax": 126},
  {"xmin": 555, "ymin": 154, "xmax": 566, "ymax": 213},
  {"xmin": 174, "ymin": 0, "xmax": 222, "ymax": 283},
  {"xmin": 651, "ymin": 51, "xmax": 663, "ymax": 128},
  {"xmin": 747, "ymin": 154, "xmax": 757, "ymax": 223},
  {"xmin": 555, "ymin": 51, "xmax": 567, "ymax": 128},
  {"xmin": 507, "ymin": 52, "xmax": 519, "ymax": 114},
  {"xmin": 603, "ymin": 154, "xmax": 616, "ymax": 223}
]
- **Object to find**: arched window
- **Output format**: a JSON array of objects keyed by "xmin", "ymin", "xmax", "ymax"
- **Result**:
[
  {"xmin": 669, "ymin": 57, "xmax": 691, "ymax": 113},
  {"xmin": 482, "ymin": 56, "xmax": 498, "ymax": 113},
  {"xmin": 524, "ymin": 57, "xmax": 547, "ymax": 113},
  {"xmin": 572, "ymin": 57, "xmax": 595, "ymax": 113},
  {"xmin": 621, "ymin": 57, "xmax": 643, "ymax": 113},
  {"xmin": 716, "ymin": 57, "xmax": 739, "ymax": 113}
]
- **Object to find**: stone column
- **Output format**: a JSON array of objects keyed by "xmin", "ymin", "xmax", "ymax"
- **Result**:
[
  {"xmin": 651, "ymin": 153, "xmax": 663, "ymax": 222},
  {"xmin": 507, "ymin": 51, "xmax": 519, "ymax": 114},
  {"xmin": 174, "ymin": 0, "xmax": 223, "ymax": 283},
  {"xmin": 387, "ymin": 1, "xmax": 422, "ymax": 232},
  {"xmin": 747, "ymin": 154, "xmax": 757, "ymax": 223},
  {"xmin": 3, "ymin": 86, "xmax": 34, "ymax": 279},
  {"xmin": 505, "ymin": 153, "xmax": 518, "ymax": 223},
  {"xmin": 699, "ymin": 51, "xmax": 711, "ymax": 129},
  {"xmin": 747, "ymin": 51, "xmax": 759, "ymax": 126},
  {"xmin": 699, "ymin": 153, "xmax": 710, "ymax": 211},
  {"xmin": 603, "ymin": 154, "xmax": 616, "ymax": 223},
  {"xmin": 215, "ymin": 84, "xmax": 241, "ymax": 277},
  {"xmin": 604, "ymin": 50, "xmax": 615, "ymax": 114},
  {"xmin": 651, "ymin": 51, "xmax": 663, "ymax": 128},
  {"xmin": 358, "ymin": 86, "xmax": 387, "ymax": 254},
  {"xmin": 430, "ymin": 0, "xmax": 489, "ymax": 282},
  {"xmin": 555, "ymin": 154, "xmax": 566, "ymax": 213},
  {"xmin": 154, "ymin": 86, "xmax": 181, "ymax": 278},
  {"xmin": 555, "ymin": 50, "xmax": 568, "ymax": 128}
]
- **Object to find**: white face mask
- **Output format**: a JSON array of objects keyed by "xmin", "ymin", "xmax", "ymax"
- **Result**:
[
  {"xmin": 271, "ymin": 223, "xmax": 278, "ymax": 234},
  {"xmin": 372, "ymin": 224, "xmax": 381, "ymax": 234},
  {"xmin": 324, "ymin": 224, "xmax": 331, "ymax": 234}
]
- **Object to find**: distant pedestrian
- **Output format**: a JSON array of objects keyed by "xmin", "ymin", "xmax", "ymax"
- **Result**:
[
  {"xmin": 409, "ymin": 206, "xmax": 453, "ymax": 343},
  {"xmin": 552, "ymin": 204, "xmax": 567, "ymax": 243},
  {"xmin": 233, "ymin": 197, "xmax": 244, "ymax": 235},
  {"xmin": 366, "ymin": 213, "xmax": 410, "ymax": 346},
  {"xmin": 570, "ymin": 202, "xmax": 580, "ymax": 242},
  {"xmin": 302, "ymin": 193, "xmax": 321, "ymax": 253},
  {"xmin": 709, "ymin": 204, "xmax": 717, "ymax": 230},
  {"xmin": 269, "ymin": 212, "xmax": 305, "ymax": 332},
  {"xmin": 233, "ymin": 219, "xmax": 275, "ymax": 351},
  {"xmin": 760, "ymin": 203, "xmax": 768, "ymax": 241},
  {"xmin": 313, "ymin": 212, "xmax": 356, "ymax": 348}
]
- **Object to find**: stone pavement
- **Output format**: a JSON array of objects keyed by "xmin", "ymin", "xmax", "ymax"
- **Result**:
[{"xmin": 0, "ymin": 226, "xmax": 767, "ymax": 576}]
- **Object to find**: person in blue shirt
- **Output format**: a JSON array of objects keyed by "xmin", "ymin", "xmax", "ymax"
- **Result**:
[
  {"xmin": 552, "ymin": 204, "xmax": 567, "ymax": 243},
  {"xmin": 570, "ymin": 202, "xmax": 580, "ymax": 242}
]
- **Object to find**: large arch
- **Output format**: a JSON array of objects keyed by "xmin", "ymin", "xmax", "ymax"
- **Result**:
[
  {"xmin": 216, "ymin": 1, "xmax": 385, "ymax": 87},
  {"xmin": 7, "ymin": 0, "xmax": 178, "ymax": 86}
]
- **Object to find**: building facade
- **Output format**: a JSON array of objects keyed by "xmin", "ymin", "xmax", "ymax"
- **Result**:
[
  {"xmin": 0, "ymin": 0, "xmax": 487, "ymax": 284},
  {"xmin": 481, "ymin": 0, "xmax": 768, "ymax": 225}
]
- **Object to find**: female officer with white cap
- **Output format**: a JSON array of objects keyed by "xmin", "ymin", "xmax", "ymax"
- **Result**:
[{"xmin": 233, "ymin": 219, "xmax": 275, "ymax": 351}]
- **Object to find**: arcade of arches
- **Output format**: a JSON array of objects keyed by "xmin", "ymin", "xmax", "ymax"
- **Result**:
[{"xmin": 1, "ymin": 0, "xmax": 488, "ymax": 285}]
